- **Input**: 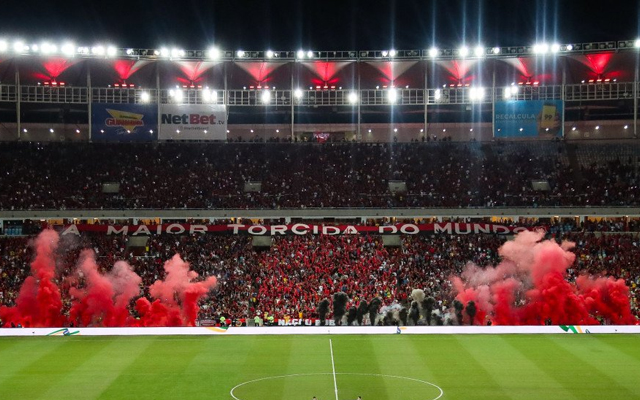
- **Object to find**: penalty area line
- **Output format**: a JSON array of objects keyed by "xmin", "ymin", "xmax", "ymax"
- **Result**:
[{"xmin": 330, "ymin": 338, "xmax": 339, "ymax": 400}]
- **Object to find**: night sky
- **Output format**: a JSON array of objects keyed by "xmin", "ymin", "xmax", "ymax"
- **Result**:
[{"xmin": 1, "ymin": 0, "xmax": 639, "ymax": 51}]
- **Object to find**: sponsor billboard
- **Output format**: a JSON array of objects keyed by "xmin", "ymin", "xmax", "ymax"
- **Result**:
[
  {"xmin": 494, "ymin": 100, "xmax": 563, "ymax": 138},
  {"xmin": 159, "ymin": 104, "xmax": 227, "ymax": 140},
  {"xmin": 91, "ymin": 103, "xmax": 158, "ymax": 141}
]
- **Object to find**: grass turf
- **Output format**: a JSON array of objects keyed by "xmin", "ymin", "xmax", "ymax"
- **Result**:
[{"xmin": 0, "ymin": 334, "xmax": 639, "ymax": 399}]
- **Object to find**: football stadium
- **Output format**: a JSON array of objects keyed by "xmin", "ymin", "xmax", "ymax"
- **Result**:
[{"xmin": 2, "ymin": 1, "xmax": 640, "ymax": 398}]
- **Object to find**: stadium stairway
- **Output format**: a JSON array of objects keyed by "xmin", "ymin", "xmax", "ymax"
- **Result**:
[{"xmin": 565, "ymin": 143, "xmax": 585, "ymax": 184}]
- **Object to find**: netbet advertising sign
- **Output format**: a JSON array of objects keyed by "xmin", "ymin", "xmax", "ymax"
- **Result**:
[{"xmin": 159, "ymin": 104, "xmax": 227, "ymax": 140}]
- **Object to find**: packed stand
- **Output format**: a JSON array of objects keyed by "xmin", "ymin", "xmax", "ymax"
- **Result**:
[
  {"xmin": 2, "ymin": 140, "xmax": 640, "ymax": 210},
  {"xmin": 1, "ymin": 231, "xmax": 638, "ymax": 325}
]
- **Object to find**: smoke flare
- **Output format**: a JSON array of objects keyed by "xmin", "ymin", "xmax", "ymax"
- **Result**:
[
  {"xmin": 452, "ymin": 231, "xmax": 638, "ymax": 325},
  {"xmin": 0, "ymin": 230, "xmax": 217, "ymax": 328}
]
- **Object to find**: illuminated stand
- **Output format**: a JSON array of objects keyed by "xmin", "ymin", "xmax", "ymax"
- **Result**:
[{"xmin": 1, "ymin": 38, "xmax": 639, "ymax": 141}]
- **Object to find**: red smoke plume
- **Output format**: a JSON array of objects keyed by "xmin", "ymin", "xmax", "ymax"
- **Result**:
[
  {"xmin": 453, "ymin": 231, "xmax": 637, "ymax": 325},
  {"xmin": 0, "ymin": 230, "xmax": 65, "ymax": 327},
  {"xmin": 0, "ymin": 230, "xmax": 217, "ymax": 328}
]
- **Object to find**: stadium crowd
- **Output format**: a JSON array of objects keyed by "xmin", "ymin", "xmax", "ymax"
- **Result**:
[
  {"xmin": 1, "ymin": 229, "xmax": 639, "ymax": 325},
  {"xmin": 1, "ymin": 141, "xmax": 639, "ymax": 210}
]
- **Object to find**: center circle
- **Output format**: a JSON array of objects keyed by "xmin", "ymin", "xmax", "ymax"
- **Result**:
[{"xmin": 230, "ymin": 372, "xmax": 444, "ymax": 400}]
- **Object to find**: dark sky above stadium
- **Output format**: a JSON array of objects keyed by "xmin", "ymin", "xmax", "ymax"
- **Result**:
[{"xmin": 1, "ymin": 0, "xmax": 639, "ymax": 51}]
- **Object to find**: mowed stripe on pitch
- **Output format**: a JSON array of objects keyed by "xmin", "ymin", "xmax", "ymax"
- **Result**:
[
  {"xmin": 334, "ymin": 336, "xmax": 394, "ymax": 400},
  {"xmin": 457, "ymin": 335, "xmax": 579, "ymax": 400},
  {"xmin": 1, "ymin": 338, "xmax": 113, "ymax": 399},
  {"xmin": 96, "ymin": 336, "xmax": 210, "ymax": 400},
  {"xmin": 547, "ymin": 335, "xmax": 640, "ymax": 397},
  {"xmin": 40, "ymin": 337, "xmax": 154, "ymax": 400},
  {"xmin": 0, "ymin": 338, "xmax": 68, "ymax": 387}
]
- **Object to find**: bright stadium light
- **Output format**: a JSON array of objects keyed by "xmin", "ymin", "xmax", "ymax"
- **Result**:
[
  {"xmin": 203, "ymin": 89, "xmax": 217, "ymax": 103},
  {"xmin": 307, "ymin": 50, "xmax": 314, "ymax": 58},
  {"xmin": 533, "ymin": 43, "xmax": 549, "ymax": 54},
  {"xmin": 208, "ymin": 47, "xmax": 221, "ymax": 59},
  {"xmin": 0, "ymin": 40, "xmax": 8, "ymax": 53},
  {"xmin": 297, "ymin": 50, "xmax": 305, "ymax": 59},
  {"xmin": 492, "ymin": 47, "xmax": 501, "ymax": 55},
  {"xmin": 13, "ymin": 41, "xmax": 25, "ymax": 53},
  {"xmin": 348, "ymin": 91, "xmax": 358, "ymax": 104},
  {"xmin": 434, "ymin": 89, "xmax": 441, "ymax": 100},
  {"xmin": 388, "ymin": 49, "xmax": 397, "ymax": 57},
  {"xmin": 566, "ymin": 44, "xmax": 574, "ymax": 51},
  {"xmin": 381, "ymin": 50, "xmax": 388, "ymax": 57},
  {"xmin": 171, "ymin": 48, "xmax": 185, "ymax": 58},
  {"xmin": 294, "ymin": 88, "xmax": 303, "ymax": 100},
  {"xmin": 77, "ymin": 46, "xmax": 89, "ymax": 54},
  {"xmin": 458, "ymin": 46, "xmax": 469, "ymax": 57},
  {"xmin": 160, "ymin": 47, "xmax": 170, "ymax": 57},
  {"xmin": 92, "ymin": 46, "xmax": 105, "ymax": 55},
  {"xmin": 428, "ymin": 47, "xmax": 439, "ymax": 58},
  {"xmin": 261, "ymin": 89, "xmax": 271, "ymax": 104},
  {"xmin": 474, "ymin": 45, "xmax": 485, "ymax": 57},
  {"xmin": 469, "ymin": 87, "xmax": 485, "ymax": 101},
  {"xmin": 635, "ymin": 39, "xmax": 640, "ymax": 48},
  {"xmin": 60, "ymin": 42, "xmax": 75, "ymax": 56},
  {"xmin": 387, "ymin": 88, "xmax": 398, "ymax": 103},
  {"xmin": 236, "ymin": 50, "xmax": 245, "ymax": 58},
  {"xmin": 107, "ymin": 46, "xmax": 118, "ymax": 57},
  {"xmin": 266, "ymin": 50, "xmax": 274, "ymax": 58},
  {"xmin": 140, "ymin": 91, "xmax": 150, "ymax": 103},
  {"xmin": 551, "ymin": 43, "xmax": 561, "ymax": 53},
  {"xmin": 40, "ymin": 42, "xmax": 57, "ymax": 54},
  {"xmin": 169, "ymin": 88, "xmax": 183, "ymax": 102}
]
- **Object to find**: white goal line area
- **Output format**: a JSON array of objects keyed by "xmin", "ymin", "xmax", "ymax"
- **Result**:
[{"xmin": 1, "ymin": 325, "xmax": 639, "ymax": 337}]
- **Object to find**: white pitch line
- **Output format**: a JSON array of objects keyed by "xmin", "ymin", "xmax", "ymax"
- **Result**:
[{"xmin": 329, "ymin": 339, "xmax": 339, "ymax": 400}]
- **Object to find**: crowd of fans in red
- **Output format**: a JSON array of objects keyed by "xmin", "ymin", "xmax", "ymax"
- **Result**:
[
  {"xmin": 1, "ymin": 228, "xmax": 638, "ymax": 325},
  {"xmin": 1, "ymin": 140, "xmax": 639, "ymax": 210}
]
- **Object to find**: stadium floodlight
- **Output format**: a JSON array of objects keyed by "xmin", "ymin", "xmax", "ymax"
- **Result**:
[
  {"xmin": 140, "ymin": 91, "xmax": 150, "ymax": 103},
  {"xmin": 203, "ymin": 89, "xmax": 217, "ymax": 103},
  {"xmin": 171, "ymin": 48, "xmax": 185, "ymax": 58},
  {"xmin": 533, "ymin": 43, "xmax": 549, "ymax": 54},
  {"xmin": 381, "ymin": 50, "xmax": 388, "ymax": 57},
  {"xmin": 388, "ymin": 49, "xmax": 397, "ymax": 57},
  {"xmin": 297, "ymin": 50, "xmax": 305, "ymax": 59},
  {"xmin": 469, "ymin": 87, "xmax": 485, "ymax": 101},
  {"xmin": 635, "ymin": 39, "xmax": 640, "ymax": 48},
  {"xmin": 40, "ymin": 42, "xmax": 56, "ymax": 54},
  {"xmin": 387, "ymin": 88, "xmax": 398, "ymax": 103},
  {"xmin": 625, "ymin": 125, "xmax": 629, "ymax": 129},
  {"xmin": 169, "ymin": 88, "xmax": 183, "ymax": 102},
  {"xmin": 492, "ymin": 47, "xmax": 501, "ymax": 55},
  {"xmin": 307, "ymin": 50, "xmax": 314, "ymax": 58},
  {"xmin": 428, "ymin": 47, "xmax": 439, "ymax": 58},
  {"xmin": 236, "ymin": 50, "xmax": 245, "ymax": 58},
  {"xmin": 348, "ymin": 91, "xmax": 358, "ymax": 104},
  {"xmin": 474, "ymin": 46, "xmax": 484, "ymax": 57},
  {"xmin": 77, "ymin": 46, "xmax": 89, "ymax": 54},
  {"xmin": 160, "ymin": 47, "xmax": 170, "ymax": 57},
  {"xmin": 49, "ymin": 128, "xmax": 54, "ymax": 133},
  {"xmin": 107, "ymin": 46, "xmax": 118, "ymax": 57},
  {"xmin": 566, "ymin": 44, "xmax": 573, "ymax": 51},
  {"xmin": 550, "ymin": 43, "xmax": 561, "ymax": 53},
  {"xmin": 458, "ymin": 46, "xmax": 469, "ymax": 57},
  {"xmin": 0, "ymin": 40, "xmax": 8, "ymax": 53},
  {"xmin": 92, "ymin": 46, "xmax": 105, "ymax": 56},
  {"xmin": 13, "ymin": 41, "xmax": 25, "ymax": 53},
  {"xmin": 294, "ymin": 88, "xmax": 303, "ymax": 100},
  {"xmin": 261, "ymin": 89, "xmax": 271, "ymax": 104},
  {"xmin": 266, "ymin": 50, "xmax": 274, "ymax": 58},
  {"xmin": 434, "ymin": 89, "xmax": 442, "ymax": 100},
  {"xmin": 208, "ymin": 47, "xmax": 221, "ymax": 59},
  {"xmin": 61, "ymin": 42, "xmax": 75, "ymax": 56}
]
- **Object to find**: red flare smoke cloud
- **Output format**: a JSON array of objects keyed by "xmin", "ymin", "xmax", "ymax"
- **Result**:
[
  {"xmin": 0, "ymin": 230, "xmax": 217, "ymax": 327},
  {"xmin": 453, "ymin": 231, "xmax": 637, "ymax": 325}
]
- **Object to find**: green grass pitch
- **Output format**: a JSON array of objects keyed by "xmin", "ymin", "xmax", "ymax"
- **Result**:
[{"xmin": 1, "ymin": 334, "xmax": 639, "ymax": 399}]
